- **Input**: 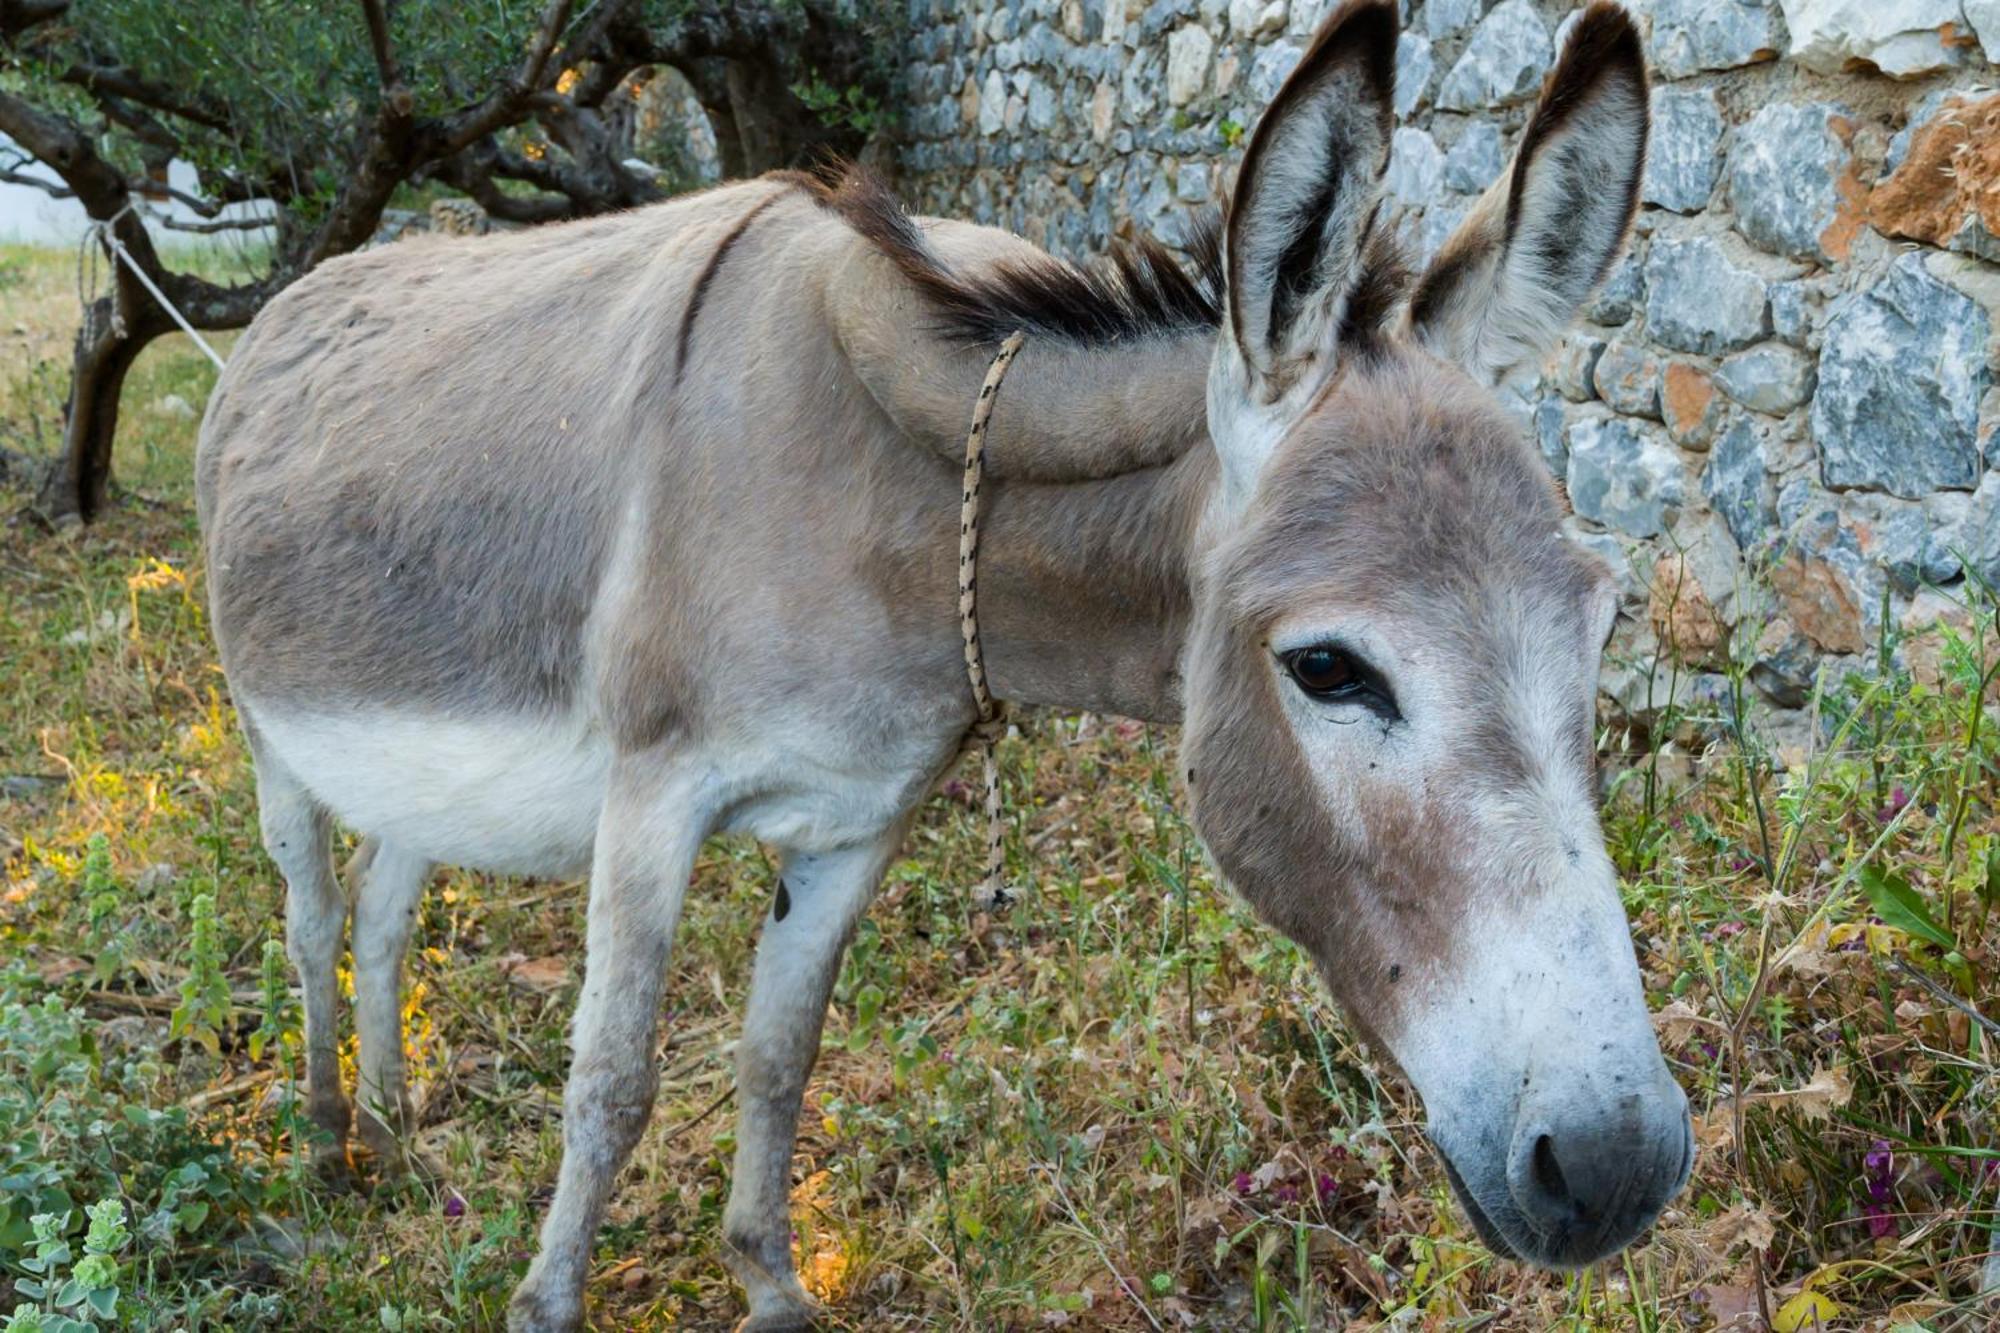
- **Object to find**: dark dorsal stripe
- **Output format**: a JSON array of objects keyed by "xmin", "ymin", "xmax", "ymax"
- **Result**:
[{"xmin": 675, "ymin": 187, "xmax": 789, "ymax": 387}]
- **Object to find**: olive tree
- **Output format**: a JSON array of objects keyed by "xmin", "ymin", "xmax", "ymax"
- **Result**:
[{"xmin": 0, "ymin": 0, "xmax": 889, "ymax": 520}]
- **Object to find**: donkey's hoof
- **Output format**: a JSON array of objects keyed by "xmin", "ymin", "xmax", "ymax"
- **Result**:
[
  {"xmin": 505, "ymin": 1283, "xmax": 581, "ymax": 1333},
  {"xmin": 735, "ymin": 1307, "xmax": 818, "ymax": 1333},
  {"xmin": 356, "ymin": 1118, "xmax": 445, "ymax": 1186}
]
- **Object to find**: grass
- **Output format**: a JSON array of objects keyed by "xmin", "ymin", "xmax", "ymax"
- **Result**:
[{"xmin": 2, "ymin": 239, "xmax": 1998, "ymax": 1330}]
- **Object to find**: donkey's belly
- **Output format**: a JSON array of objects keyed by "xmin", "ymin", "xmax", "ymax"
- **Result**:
[{"xmin": 249, "ymin": 703, "xmax": 610, "ymax": 876}]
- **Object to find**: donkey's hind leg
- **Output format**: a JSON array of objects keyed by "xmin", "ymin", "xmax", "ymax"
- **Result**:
[
  {"xmin": 350, "ymin": 840, "xmax": 434, "ymax": 1170},
  {"xmin": 723, "ymin": 827, "xmax": 905, "ymax": 1332},
  {"xmin": 246, "ymin": 731, "xmax": 351, "ymax": 1170}
]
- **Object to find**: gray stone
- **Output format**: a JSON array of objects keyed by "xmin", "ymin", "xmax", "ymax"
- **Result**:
[
  {"xmin": 1425, "ymin": 0, "xmax": 1484, "ymax": 39},
  {"xmin": 1229, "ymin": 0, "xmax": 1288, "ymax": 37},
  {"xmin": 1395, "ymin": 31, "xmax": 1434, "ymax": 117},
  {"xmin": 1585, "ymin": 252, "xmax": 1645, "ymax": 327},
  {"xmin": 1963, "ymin": 472, "xmax": 2000, "ymax": 590},
  {"xmin": 1782, "ymin": 0, "xmax": 1963, "ymax": 79},
  {"xmin": 1726, "ymin": 101, "xmax": 1851, "ymax": 262},
  {"xmin": 1643, "ymin": 87, "xmax": 1724, "ymax": 213},
  {"xmin": 1405, "ymin": 196, "xmax": 1473, "ymax": 267},
  {"xmin": 1639, "ymin": 0, "xmax": 1784, "ymax": 79},
  {"xmin": 1165, "ymin": 23, "xmax": 1212, "ymax": 105},
  {"xmin": 1385, "ymin": 127, "xmax": 1444, "ymax": 208},
  {"xmin": 1593, "ymin": 341, "xmax": 1662, "ymax": 419},
  {"xmin": 1247, "ymin": 40, "xmax": 1304, "ymax": 101},
  {"xmin": 1437, "ymin": 0, "xmax": 1551, "ymax": 111},
  {"xmin": 1715, "ymin": 343, "xmax": 1816, "ymax": 415},
  {"xmin": 1120, "ymin": 47, "xmax": 1159, "ymax": 123},
  {"xmin": 1703, "ymin": 417, "xmax": 1777, "ymax": 550},
  {"xmin": 1751, "ymin": 620, "xmax": 1818, "ymax": 708},
  {"xmin": 1443, "ymin": 121, "xmax": 1505, "ymax": 194},
  {"xmin": 1027, "ymin": 76, "xmax": 1059, "ymax": 131},
  {"xmin": 1812, "ymin": 253, "xmax": 1991, "ymax": 498},
  {"xmin": 1554, "ymin": 334, "xmax": 1607, "ymax": 402},
  {"xmin": 1176, "ymin": 160, "xmax": 1211, "ymax": 202},
  {"xmin": 1846, "ymin": 494, "xmax": 1963, "ymax": 592},
  {"xmin": 1969, "ymin": 0, "xmax": 2000, "ymax": 62},
  {"xmin": 1645, "ymin": 235, "xmax": 1768, "ymax": 355},
  {"xmin": 1768, "ymin": 280, "xmax": 1813, "ymax": 347},
  {"xmin": 1535, "ymin": 396, "xmax": 1568, "ymax": 474},
  {"xmin": 1568, "ymin": 416, "xmax": 1686, "ymax": 537},
  {"xmin": 979, "ymin": 69, "xmax": 1008, "ymax": 136}
]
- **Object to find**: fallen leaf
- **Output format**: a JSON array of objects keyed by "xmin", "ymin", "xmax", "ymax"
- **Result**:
[
  {"xmin": 1697, "ymin": 1281, "xmax": 1761, "ymax": 1327},
  {"xmin": 1652, "ymin": 998, "xmax": 1706, "ymax": 1051},
  {"xmin": 1708, "ymin": 1202, "xmax": 1777, "ymax": 1255},
  {"xmin": 502, "ymin": 955, "xmax": 571, "ymax": 993},
  {"xmin": 1774, "ymin": 1287, "xmax": 1839, "ymax": 1332}
]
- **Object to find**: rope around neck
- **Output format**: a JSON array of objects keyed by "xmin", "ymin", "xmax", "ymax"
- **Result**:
[{"xmin": 958, "ymin": 329, "xmax": 1026, "ymax": 912}]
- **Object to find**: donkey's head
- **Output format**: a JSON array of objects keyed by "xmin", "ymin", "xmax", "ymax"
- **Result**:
[{"xmin": 1181, "ymin": 0, "xmax": 1688, "ymax": 1268}]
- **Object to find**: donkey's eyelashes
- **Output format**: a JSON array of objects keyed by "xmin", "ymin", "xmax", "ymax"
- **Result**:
[{"xmin": 1280, "ymin": 643, "xmax": 1399, "ymax": 718}]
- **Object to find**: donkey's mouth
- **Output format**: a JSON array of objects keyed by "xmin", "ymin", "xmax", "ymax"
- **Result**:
[{"xmin": 1433, "ymin": 1142, "xmax": 1524, "ymax": 1263}]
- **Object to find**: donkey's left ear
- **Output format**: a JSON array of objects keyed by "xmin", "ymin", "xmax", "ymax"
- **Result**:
[{"xmin": 1409, "ymin": 3, "xmax": 1647, "ymax": 384}]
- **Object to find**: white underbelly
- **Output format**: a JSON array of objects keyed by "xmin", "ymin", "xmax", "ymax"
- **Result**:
[{"xmin": 249, "ymin": 703, "xmax": 610, "ymax": 875}]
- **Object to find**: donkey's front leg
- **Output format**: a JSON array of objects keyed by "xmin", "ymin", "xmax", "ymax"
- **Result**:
[
  {"xmin": 508, "ymin": 757, "xmax": 714, "ymax": 1333},
  {"xmin": 723, "ymin": 830, "xmax": 904, "ymax": 1332}
]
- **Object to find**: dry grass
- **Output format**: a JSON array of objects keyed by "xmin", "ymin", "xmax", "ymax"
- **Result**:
[{"xmin": 2, "ymin": 242, "xmax": 1997, "ymax": 1331}]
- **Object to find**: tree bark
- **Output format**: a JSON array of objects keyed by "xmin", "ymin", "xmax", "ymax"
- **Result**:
[{"xmin": 36, "ymin": 294, "xmax": 162, "ymax": 522}]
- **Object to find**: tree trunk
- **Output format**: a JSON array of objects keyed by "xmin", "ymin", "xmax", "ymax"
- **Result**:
[{"xmin": 36, "ymin": 295, "xmax": 160, "ymax": 522}]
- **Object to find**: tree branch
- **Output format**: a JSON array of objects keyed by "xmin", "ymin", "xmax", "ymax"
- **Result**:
[
  {"xmin": 0, "ymin": 0, "xmax": 68, "ymax": 42},
  {"xmin": 423, "ymin": 0, "xmax": 578, "ymax": 158},
  {"xmin": 359, "ymin": 0, "xmax": 402, "ymax": 91}
]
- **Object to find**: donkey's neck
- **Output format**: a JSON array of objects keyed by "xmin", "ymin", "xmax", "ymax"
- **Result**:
[{"xmin": 979, "ymin": 445, "xmax": 1213, "ymax": 724}]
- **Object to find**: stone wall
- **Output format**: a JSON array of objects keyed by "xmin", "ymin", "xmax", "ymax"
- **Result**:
[{"xmin": 894, "ymin": 0, "xmax": 2000, "ymax": 730}]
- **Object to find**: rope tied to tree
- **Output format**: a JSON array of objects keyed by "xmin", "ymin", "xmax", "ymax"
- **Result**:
[
  {"xmin": 76, "ymin": 201, "xmax": 227, "ymax": 372},
  {"xmin": 957, "ymin": 329, "xmax": 1026, "ymax": 913}
]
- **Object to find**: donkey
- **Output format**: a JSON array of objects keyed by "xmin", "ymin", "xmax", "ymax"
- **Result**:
[{"xmin": 197, "ymin": 2, "xmax": 1688, "ymax": 1327}]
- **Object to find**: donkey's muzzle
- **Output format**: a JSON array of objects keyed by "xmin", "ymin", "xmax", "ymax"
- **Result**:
[
  {"xmin": 1502, "ymin": 1072, "xmax": 1692, "ymax": 1266},
  {"xmin": 1431, "ymin": 1065, "xmax": 1692, "ymax": 1270}
]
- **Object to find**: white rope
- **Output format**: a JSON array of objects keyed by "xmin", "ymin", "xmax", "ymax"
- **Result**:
[
  {"xmin": 83, "ymin": 202, "xmax": 227, "ymax": 371},
  {"xmin": 957, "ymin": 330, "xmax": 1026, "ymax": 912}
]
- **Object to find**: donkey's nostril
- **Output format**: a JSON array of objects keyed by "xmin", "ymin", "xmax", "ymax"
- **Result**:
[{"xmin": 1530, "ymin": 1134, "xmax": 1569, "ymax": 1206}]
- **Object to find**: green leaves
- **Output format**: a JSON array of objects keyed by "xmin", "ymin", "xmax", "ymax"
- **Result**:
[
  {"xmin": 1858, "ymin": 864, "xmax": 1955, "ymax": 952},
  {"xmin": 169, "ymin": 891, "xmax": 232, "ymax": 1057}
]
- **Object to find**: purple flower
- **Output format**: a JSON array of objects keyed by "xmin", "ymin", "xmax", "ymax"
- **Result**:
[
  {"xmin": 1232, "ymin": 1172, "xmax": 1254, "ymax": 1195},
  {"xmin": 1860, "ymin": 1141, "xmax": 1897, "ymax": 1237},
  {"xmin": 1729, "ymin": 856, "xmax": 1755, "ymax": 873},
  {"xmin": 443, "ymin": 1192, "xmax": 466, "ymax": 1219},
  {"xmin": 1272, "ymin": 1182, "xmax": 1300, "ymax": 1205},
  {"xmin": 1315, "ymin": 1173, "xmax": 1337, "ymax": 1203}
]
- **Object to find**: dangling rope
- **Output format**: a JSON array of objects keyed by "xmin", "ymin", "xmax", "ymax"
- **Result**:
[
  {"xmin": 76, "ymin": 201, "xmax": 228, "ymax": 371},
  {"xmin": 956, "ymin": 329, "xmax": 1026, "ymax": 912}
]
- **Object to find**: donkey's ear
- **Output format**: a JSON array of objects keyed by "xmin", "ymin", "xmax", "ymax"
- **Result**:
[
  {"xmin": 1210, "ymin": 0, "xmax": 1397, "ymax": 502},
  {"xmin": 1409, "ymin": 3, "xmax": 1647, "ymax": 384}
]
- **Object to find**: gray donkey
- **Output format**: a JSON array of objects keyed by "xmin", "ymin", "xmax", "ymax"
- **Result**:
[{"xmin": 197, "ymin": 2, "xmax": 1689, "ymax": 1327}]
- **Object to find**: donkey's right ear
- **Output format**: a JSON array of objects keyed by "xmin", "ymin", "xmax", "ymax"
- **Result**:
[{"xmin": 1211, "ymin": 0, "xmax": 1397, "ymax": 506}]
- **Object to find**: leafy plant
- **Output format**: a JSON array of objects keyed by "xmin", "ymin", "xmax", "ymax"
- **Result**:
[{"xmin": 5, "ymin": 1199, "xmax": 130, "ymax": 1333}]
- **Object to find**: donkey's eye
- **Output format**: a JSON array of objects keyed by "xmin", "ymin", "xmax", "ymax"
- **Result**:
[
  {"xmin": 1280, "ymin": 644, "xmax": 1361, "ymax": 697},
  {"xmin": 1279, "ymin": 644, "xmax": 1399, "ymax": 718}
]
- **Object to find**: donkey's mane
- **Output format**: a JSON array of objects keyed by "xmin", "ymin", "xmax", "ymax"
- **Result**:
[
  {"xmin": 787, "ymin": 163, "xmax": 1225, "ymax": 347},
  {"xmin": 785, "ymin": 163, "xmax": 1412, "ymax": 355}
]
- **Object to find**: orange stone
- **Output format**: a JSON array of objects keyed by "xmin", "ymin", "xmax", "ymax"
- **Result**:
[
  {"xmin": 1769, "ymin": 550, "xmax": 1867, "ymax": 655},
  {"xmin": 1648, "ymin": 553, "xmax": 1728, "ymax": 665},
  {"xmin": 1869, "ymin": 93, "xmax": 2000, "ymax": 251},
  {"xmin": 1661, "ymin": 362, "xmax": 1717, "ymax": 446}
]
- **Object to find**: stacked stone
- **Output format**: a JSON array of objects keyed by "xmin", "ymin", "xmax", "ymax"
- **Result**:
[{"xmin": 896, "ymin": 0, "xmax": 2000, "ymax": 728}]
